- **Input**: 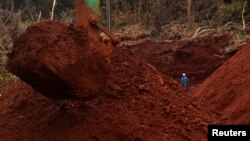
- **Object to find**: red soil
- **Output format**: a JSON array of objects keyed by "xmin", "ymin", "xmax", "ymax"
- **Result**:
[
  {"xmin": 1, "ymin": 21, "xmax": 247, "ymax": 141},
  {"xmin": 130, "ymin": 35, "xmax": 231, "ymax": 86},
  {"xmin": 7, "ymin": 21, "xmax": 112, "ymax": 100},
  {"xmin": 193, "ymin": 43, "xmax": 250, "ymax": 124},
  {"xmin": 0, "ymin": 45, "xmax": 223, "ymax": 141}
]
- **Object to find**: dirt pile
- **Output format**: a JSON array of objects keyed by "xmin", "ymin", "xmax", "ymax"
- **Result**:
[
  {"xmin": 7, "ymin": 21, "xmax": 111, "ymax": 100},
  {"xmin": 130, "ymin": 35, "xmax": 231, "ymax": 85},
  {"xmin": 193, "ymin": 43, "xmax": 250, "ymax": 124},
  {"xmin": 0, "ymin": 44, "xmax": 223, "ymax": 140}
]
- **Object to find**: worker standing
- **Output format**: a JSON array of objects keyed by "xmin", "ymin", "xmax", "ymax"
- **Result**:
[{"xmin": 181, "ymin": 73, "xmax": 188, "ymax": 88}]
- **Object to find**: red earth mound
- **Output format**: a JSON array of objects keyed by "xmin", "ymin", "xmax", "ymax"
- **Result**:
[
  {"xmin": 193, "ymin": 43, "xmax": 250, "ymax": 124},
  {"xmin": 130, "ymin": 35, "xmax": 231, "ymax": 86},
  {"xmin": 7, "ymin": 21, "xmax": 112, "ymax": 100},
  {"xmin": 0, "ymin": 46, "xmax": 223, "ymax": 141}
]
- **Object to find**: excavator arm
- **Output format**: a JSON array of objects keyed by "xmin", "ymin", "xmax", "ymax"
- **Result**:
[{"xmin": 75, "ymin": 0, "xmax": 120, "ymax": 45}]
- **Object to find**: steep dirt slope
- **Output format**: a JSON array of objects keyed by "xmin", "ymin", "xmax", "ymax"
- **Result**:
[{"xmin": 193, "ymin": 43, "xmax": 250, "ymax": 124}]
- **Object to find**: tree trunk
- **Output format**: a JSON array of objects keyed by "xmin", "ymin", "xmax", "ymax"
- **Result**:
[
  {"xmin": 134, "ymin": 0, "xmax": 137, "ymax": 23},
  {"xmin": 138, "ymin": 0, "xmax": 141, "ymax": 23},
  {"xmin": 51, "ymin": 0, "xmax": 56, "ymax": 20},
  {"xmin": 187, "ymin": 0, "xmax": 193, "ymax": 27},
  {"xmin": 115, "ymin": 0, "xmax": 118, "ymax": 14},
  {"xmin": 106, "ymin": 0, "xmax": 111, "ymax": 31}
]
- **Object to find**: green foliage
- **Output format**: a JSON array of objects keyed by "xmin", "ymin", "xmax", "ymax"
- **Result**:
[
  {"xmin": 60, "ymin": 8, "xmax": 75, "ymax": 24},
  {"xmin": 0, "ymin": 55, "xmax": 15, "ymax": 84},
  {"xmin": 221, "ymin": 1, "xmax": 250, "ymax": 23},
  {"xmin": 235, "ymin": 29, "xmax": 247, "ymax": 40}
]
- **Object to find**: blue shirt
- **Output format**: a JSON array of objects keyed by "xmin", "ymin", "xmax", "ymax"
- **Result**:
[{"xmin": 181, "ymin": 76, "xmax": 188, "ymax": 84}]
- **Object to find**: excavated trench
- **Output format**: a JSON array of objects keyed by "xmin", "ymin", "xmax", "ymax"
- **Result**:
[{"xmin": 129, "ymin": 35, "xmax": 232, "ymax": 87}]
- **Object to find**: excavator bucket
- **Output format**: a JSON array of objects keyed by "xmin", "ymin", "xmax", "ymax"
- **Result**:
[
  {"xmin": 75, "ymin": 0, "xmax": 120, "ymax": 45},
  {"xmin": 75, "ymin": 0, "xmax": 100, "ymax": 27},
  {"xmin": 86, "ymin": 0, "xmax": 100, "ymax": 14}
]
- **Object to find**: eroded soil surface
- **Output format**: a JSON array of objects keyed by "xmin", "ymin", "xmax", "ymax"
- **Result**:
[{"xmin": 0, "ymin": 21, "xmax": 248, "ymax": 141}]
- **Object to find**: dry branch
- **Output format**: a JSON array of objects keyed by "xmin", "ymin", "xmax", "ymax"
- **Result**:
[
  {"xmin": 38, "ymin": 11, "xmax": 42, "ymax": 23},
  {"xmin": 241, "ymin": 0, "xmax": 247, "ymax": 31},
  {"xmin": 221, "ymin": 22, "xmax": 236, "ymax": 28},
  {"xmin": 192, "ymin": 27, "xmax": 204, "ymax": 38},
  {"xmin": 191, "ymin": 26, "xmax": 215, "ymax": 39},
  {"xmin": 4, "ymin": 0, "xmax": 14, "ymax": 24}
]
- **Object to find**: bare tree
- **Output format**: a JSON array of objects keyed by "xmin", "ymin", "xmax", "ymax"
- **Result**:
[
  {"xmin": 133, "ymin": 0, "xmax": 141, "ymax": 24},
  {"xmin": 37, "ymin": 11, "xmax": 42, "ymax": 23},
  {"xmin": 106, "ymin": 0, "xmax": 111, "ymax": 30},
  {"xmin": 134, "ymin": 0, "xmax": 137, "ymax": 23},
  {"xmin": 51, "ymin": 0, "xmax": 57, "ymax": 20},
  {"xmin": 138, "ymin": 0, "xmax": 141, "ymax": 23},
  {"xmin": 187, "ymin": 0, "xmax": 193, "ymax": 27}
]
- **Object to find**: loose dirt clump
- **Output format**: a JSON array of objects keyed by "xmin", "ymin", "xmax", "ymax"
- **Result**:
[
  {"xmin": 193, "ymin": 43, "xmax": 250, "ymax": 124},
  {"xmin": 7, "ymin": 21, "xmax": 110, "ymax": 100}
]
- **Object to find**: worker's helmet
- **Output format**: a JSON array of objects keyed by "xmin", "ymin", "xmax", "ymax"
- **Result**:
[{"xmin": 183, "ymin": 73, "xmax": 186, "ymax": 76}]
